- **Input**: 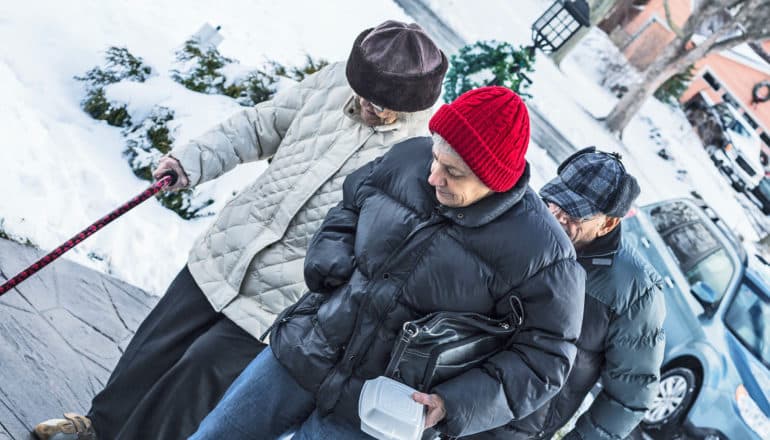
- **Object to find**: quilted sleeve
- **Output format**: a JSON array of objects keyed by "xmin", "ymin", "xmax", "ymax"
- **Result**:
[
  {"xmin": 570, "ymin": 284, "xmax": 666, "ymax": 440},
  {"xmin": 169, "ymin": 63, "xmax": 338, "ymax": 186}
]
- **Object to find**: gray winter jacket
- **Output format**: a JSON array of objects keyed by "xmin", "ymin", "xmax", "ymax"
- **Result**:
[
  {"xmin": 169, "ymin": 62, "xmax": 432, "ymax": 339},
  {"xmin": 465, "ymin": 225, "xmax": 666, "ymax": 440}
]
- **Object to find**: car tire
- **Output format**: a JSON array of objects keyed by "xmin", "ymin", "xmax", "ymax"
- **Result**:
[{"xmin": 641, "ymin": 367, "xmax": 699, "ymax": 439}]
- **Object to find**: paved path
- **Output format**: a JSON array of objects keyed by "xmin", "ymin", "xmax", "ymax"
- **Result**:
[
  {"xmin": 0, "ymin": 239, "xmax": 157, "ymax": 439},
  {"xmin": 393, "ymin": 0, "xmax": 578, "ymax": 162}
]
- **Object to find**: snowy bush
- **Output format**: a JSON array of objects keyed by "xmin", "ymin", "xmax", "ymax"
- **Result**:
[
  {"xmin": 443, "ymin": 41, "xmax": 535, "ymax": 102},
  {"xmin": 77, "ymin": 43, "xmax": 326, "ymax": 220},
  {"xmin": 123, "ymin": 106, "xmax": 214, "ymax": 219},
  {"xmin": 0, "ymin": 218, "xmax": 36, "ymax": 247},
  {"xmin": 271, "ymin": 55, "xmax": 330, "ymax": 82},
  {"xmin": 172, "ymin": 40, "xmax": 328, "ymax": 107},
  {"xmin": 171, "ymin": 40, "xmax": 236, "ymax": 95},
  {"xmin": 78, "ymin": 47, "xmax": 153, "ymax": 84},
  {"xmin": 76, "ymin": 47, "xmax": 153, "ymax": 127},
  {"xmin": 80, "ymin": 88, "xmax": 131, "ymax": 127}
]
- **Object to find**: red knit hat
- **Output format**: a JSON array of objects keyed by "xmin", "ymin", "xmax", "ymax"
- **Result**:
[{"xmin": 429, "ymin": 86, "xmax": 530, "ymax": 192}]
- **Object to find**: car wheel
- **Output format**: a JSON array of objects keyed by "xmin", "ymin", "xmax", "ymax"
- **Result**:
[{"xmin": 642, "ymin": 367, "xmax": 699, "ymax": 439}]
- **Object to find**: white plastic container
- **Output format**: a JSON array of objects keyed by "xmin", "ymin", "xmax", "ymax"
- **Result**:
[{"xmin": 359, "ymin": 376, "xmax": 426, "ymax": 440}]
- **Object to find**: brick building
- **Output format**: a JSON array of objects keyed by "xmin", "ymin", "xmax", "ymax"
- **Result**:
[{"xmin": 599, "ymin": 0, "xmax": 770, "ymax": 158}]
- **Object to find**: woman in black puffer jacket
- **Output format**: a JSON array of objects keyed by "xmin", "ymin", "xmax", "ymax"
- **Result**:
[{"xmin": 190, "ymin": 86, "xmax": 586, "ymax": 440}]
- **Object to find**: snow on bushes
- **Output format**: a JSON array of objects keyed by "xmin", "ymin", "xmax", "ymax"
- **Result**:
[{"xmin": 77, "ymin": 42, "xmax": 327, "ymax": 219}]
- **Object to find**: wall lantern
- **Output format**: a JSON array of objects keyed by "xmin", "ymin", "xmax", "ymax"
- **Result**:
[{"xmin": 531, "ymin": 0, "xmax": 591, "ymax": 53}]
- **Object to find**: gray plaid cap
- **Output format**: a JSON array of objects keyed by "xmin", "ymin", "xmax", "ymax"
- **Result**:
[{"xmin": 540, "ymin": 148, "xmax": 637, "ymax": 219}]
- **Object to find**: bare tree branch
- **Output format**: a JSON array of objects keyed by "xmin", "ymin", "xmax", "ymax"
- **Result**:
[
  {"xmin": 663, "ymin": 0, "xmax": 684, "ymax": 37},
  {"xmin": 749, "ymin": 41, "xmax": 770, "ymax": 64},
  {"xmin": 702, "ymin": 34, "xmax": 749, "ymax": 54}
]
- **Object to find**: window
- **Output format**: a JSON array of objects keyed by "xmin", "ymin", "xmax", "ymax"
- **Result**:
[
  {"xmin": 685, "ymin": 249, "xmax": 734, "ymax": 300},
  {"xmin": 714, "ymin": 103, "xmax": 735, "ymax": 126},
  {"xmin": 729, "ymin": 119, "xmax": 751, "ymax": 138},
  {"xmin": 761, "ymin": 132, "xmax": 770, "ymax": 149},
  {"xmin": 703, "ymin": 72, "xmax": 721, "ymax": 90},
  {"xmin": 743, "ymin": 112, "xmax": 759, "ymax": 130},
  {"xmin": 723, "ymin": 92, "xmax": 740, "ymax": 108},
  {"xmin": 736, "ymin": 155, "xmax": 758, "ymax": 176},
  {"xmin": 725, "ymin": 283, "xmax": 770, "ymax": 368},
  {"xmin": 663, "ymin": 222, "xmax": 721, "ymax": 270}
]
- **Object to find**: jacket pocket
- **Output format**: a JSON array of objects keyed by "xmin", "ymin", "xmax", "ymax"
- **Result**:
[{"xmin": 262, "ymin": 291, "xmax": 326, "ymax": 341}]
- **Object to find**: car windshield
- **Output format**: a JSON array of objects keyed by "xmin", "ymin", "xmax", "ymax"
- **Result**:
[
  {"xmin": 757, "ymin": 178, "xmax": 770, "ymax": 198},
  {"xmin": 715, "ymin": 103, "xmax": 735, "ymax": 126},
  {"xmin": 729, "ymin": 119, "xmax": 751, "ymax": 138},
  {"xmin": 724, "ymin": 282, "xmax": 770, "ymax": 368}
]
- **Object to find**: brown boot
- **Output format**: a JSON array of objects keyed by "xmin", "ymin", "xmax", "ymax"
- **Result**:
[{"xmin": 32, "ymin": 413, "xmax": 96, "ymax": 440}]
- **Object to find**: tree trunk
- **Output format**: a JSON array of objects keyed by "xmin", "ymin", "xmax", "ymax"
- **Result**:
[
  {"xmin": 603, "ymin": 45, "xmax": 685, "ymax": 133},
  {"xmin": 602, "ymin": 24, "xmax": 729, "ymax": 134}
]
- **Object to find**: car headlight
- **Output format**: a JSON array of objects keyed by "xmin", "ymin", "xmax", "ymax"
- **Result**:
[{"xmin": 735, "ymin": 385, "xmax": 770, "ymax": 437}]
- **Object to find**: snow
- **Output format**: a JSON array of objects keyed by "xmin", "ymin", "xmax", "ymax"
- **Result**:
[
  {"xmin": 428, "ymin": 0, "xmax": 768, "ymax": 244},
  {"xmin": 2, "ymin": 0, "xmax": 768, "ymax": 297},
  {"xmin": 0, "ymin": 0, "xmax": 411, "ymax": 294}
]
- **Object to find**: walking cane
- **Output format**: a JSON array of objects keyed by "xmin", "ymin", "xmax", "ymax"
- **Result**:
[{"xmin": 0, "ymin": 171, "xmax": 179, "ymax": 296}]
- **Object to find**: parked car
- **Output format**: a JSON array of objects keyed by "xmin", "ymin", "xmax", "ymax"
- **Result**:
[
  {"xmin": 684, "ymin": 93, "xmax": 764, "ymax": 192},
  {"xmin": 622, "ymin": 198, "xmax": 770, "ymax": 439},
  {"xmin": 748, "ymin": 177, "xmax": 770, "ymax": 215}
]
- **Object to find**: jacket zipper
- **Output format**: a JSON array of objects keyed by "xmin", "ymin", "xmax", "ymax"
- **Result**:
[{"xmin": 344, "ymin": 210, "xmax": 446, "ymax": 368}]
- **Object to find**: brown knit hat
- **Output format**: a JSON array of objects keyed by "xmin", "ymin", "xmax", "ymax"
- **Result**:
[{"xmin": 346, "ymin": 20, "xmax": 448, "ymax": 112}]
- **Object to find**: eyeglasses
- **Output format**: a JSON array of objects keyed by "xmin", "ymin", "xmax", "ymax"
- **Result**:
[
  {"xmin": 370, "ymin": 101, "xmax": 386, "ymax": 113},
  {"xmin": 546, "ymin": 202, "xmax": 599, "ymax": 225}
]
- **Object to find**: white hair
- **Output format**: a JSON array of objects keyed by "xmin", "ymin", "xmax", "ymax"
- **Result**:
[{"xmin": 432, "ymin": 133, "xmax": 464, "ymax": 158}]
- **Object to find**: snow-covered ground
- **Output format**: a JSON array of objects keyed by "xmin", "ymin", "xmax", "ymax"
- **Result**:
[
  {"xmin": 428, "ymin": 0, "xmax": 767, "ymax": 244},
  {"xmin": 0, "ymin": 0, "xmax": 412, "ymax": 294},
  {"xmin": 1, "ymin": 0, "xmax": 766, "ymax": 296}
]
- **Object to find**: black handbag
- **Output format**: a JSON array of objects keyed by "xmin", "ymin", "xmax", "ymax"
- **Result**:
[{"xmin": 384, "ymin": 296, "xmax": 524, "ymax": 392}]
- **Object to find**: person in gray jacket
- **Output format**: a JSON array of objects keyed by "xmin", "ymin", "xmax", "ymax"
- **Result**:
[
  {"xmin": 32, "ymin": 20, "xmax": 447, "ymax": 440},
  {"xmin": 465, "ymin": 147, "xmax": 666, "ymax": 440}
]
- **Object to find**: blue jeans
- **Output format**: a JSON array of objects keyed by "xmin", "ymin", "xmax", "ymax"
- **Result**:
[
  {"xmin": 189, "ymin": 347, "xmax": 373, "ymax": 440},
  {"xmin": 294, "ymin": 410, "xmax": 374, "ymax": 440},
  {"xmin": 189, "ymin": 347, "xmax": 314, "ymax": 439}
]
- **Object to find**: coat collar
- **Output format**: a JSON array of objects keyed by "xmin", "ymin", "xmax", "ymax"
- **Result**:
[
  {"xmin": 435, "ymin": 164, "xmax": 531, "ymax": 228},
  {"xmin": 577, "ymin": 224, "xmax": 622, "ymax": 267}
]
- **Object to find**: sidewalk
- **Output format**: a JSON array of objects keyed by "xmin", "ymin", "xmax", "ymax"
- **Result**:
[{"xmin": 0, "ymin": 238, "xmax": 156, "ymax": 439}]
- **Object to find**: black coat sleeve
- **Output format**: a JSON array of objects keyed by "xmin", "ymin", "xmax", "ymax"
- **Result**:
[
  {"xmin": 432, "ymin": 258, "xmax": 586, "ymax": 437},
  {"xmin": 303, "ymin": 158, "xmax": 379, "ymax": 293}
]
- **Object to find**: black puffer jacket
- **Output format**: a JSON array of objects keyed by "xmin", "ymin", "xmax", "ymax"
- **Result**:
[
  {"xmin": 270, "ymin": 137, "xmax": 586, "ymax": 437},
  {"xmin": 464, "ymin": 225, "xmax": 666, "ymax": 440}
]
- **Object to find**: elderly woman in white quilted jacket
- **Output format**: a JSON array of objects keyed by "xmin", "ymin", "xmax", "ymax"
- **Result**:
[{"xmin": 32, "ymin": 20, "xmax": 447, "ymax": 440}]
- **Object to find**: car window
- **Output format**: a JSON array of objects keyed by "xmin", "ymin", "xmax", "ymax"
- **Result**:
[
  {"xmin": 715, "ymin": 103, "xmax": 735, "ymax": 126},
  {"xmin": 729, "ymin": 119, "xmax": 751, "ymax": 138},
  {"xmin": 663, "ymin": 222, "xmax": 721, "ymax": 270},
  {"xmin": 648, "ymin": 201, "xmax": 737, "ymax": 297},
  {"xmin": 758, "ymin": 179, "xmax": 770, "ymax": 198},
  {"xmin": 685, "ymin": 249, "xmax": 734, "ymax": 300},
  {"xmin": 725, "ymin": 282, "xmax": 770, "ymax": 368}
]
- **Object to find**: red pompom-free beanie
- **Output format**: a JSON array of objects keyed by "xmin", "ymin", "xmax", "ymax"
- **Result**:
[{"xmin": 429, "ymin": 86, "xmax": 530, "ymax": 192}]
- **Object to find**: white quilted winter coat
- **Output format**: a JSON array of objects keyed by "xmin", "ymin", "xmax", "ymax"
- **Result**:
[{"xmin": 170, "ymin": 62, "xmax": 432, "ymax": 338}]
